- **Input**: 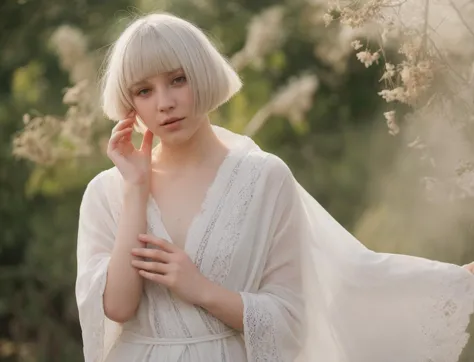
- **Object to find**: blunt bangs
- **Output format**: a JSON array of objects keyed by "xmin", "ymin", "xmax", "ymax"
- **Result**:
[
  {"xmin": 101, "ymin": 13, "xmax": 242, "ymax": 129},
  {"xmin": 122, "ymin": 23, "xmax": 182, "ymax": 93}
]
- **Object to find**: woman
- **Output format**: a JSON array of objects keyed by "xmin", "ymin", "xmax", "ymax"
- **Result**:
[{"xmin": 76, "ymin": 12, "xmax": 474, "ymax": 362}]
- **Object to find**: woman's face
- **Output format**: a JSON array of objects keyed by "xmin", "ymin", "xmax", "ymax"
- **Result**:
[{"xmin": 129, "ymin": 68, "xmax": 205, "ymax": 146}]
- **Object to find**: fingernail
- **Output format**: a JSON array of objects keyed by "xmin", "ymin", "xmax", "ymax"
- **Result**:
[{"xmin": 139, "ymin": 234, "xmax": 147, "ymax": 238}]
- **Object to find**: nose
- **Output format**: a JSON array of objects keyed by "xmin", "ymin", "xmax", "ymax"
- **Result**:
[{"xmin": 155, "ymin": 88, "xmax": 175, "ymax": 113}]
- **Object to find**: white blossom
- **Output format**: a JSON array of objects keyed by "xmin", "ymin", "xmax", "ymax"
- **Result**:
[
  {"xmin": 383, "ymin": 110, "xmax": 399, "ymax": 135},
  {"xmin": 351, "ymin": 40, "xmax": 363, "ymax": 50},
  {"xmin": 356, "ymin": 50, "xmax": 380, "ymax": 67}
]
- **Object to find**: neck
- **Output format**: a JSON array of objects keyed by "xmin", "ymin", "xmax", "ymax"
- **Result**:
[{"xmin": 152, "ymin": 118, "xmax": 228, "ymax": 171}]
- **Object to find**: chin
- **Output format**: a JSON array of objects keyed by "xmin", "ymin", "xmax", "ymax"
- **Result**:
[{"xmin": 158, "ymin": 125, "xmax": 197, "ymax": 147}]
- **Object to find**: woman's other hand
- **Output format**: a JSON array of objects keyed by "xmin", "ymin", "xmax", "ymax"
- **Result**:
[
  {"xmin": 107, "ymin": 111, "xmax": 154, "ymax": 185},
  {"xmin": 131, "ymin": 234, "xmax": 211, "ymax": 305}
]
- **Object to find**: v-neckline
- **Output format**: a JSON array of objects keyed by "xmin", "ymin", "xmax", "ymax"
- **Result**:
[{"xmin": 147, "ymin": 146, "xmax": 237, "ymax": 252}]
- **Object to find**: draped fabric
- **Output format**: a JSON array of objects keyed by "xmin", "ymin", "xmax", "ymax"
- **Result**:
[{"xmin": 76, "ymin": 126, "xmax": 474, "ymax": 362}]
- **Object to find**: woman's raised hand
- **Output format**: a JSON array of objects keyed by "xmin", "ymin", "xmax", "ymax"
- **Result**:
[{"xmin": 107, "ymin": 112, "xmax": 154, "ymax": 185}]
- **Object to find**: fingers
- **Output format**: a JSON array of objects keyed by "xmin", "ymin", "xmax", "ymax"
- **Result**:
[
  {"xmin": 138, "ymin": 234, "xmax": 176, "ymax": 253},
  {"xmin": 131, "ymin": 247, "xmax": 171, "ymax": 262},
  {"xmin": 112, "ymin": 113, "xmax": 135, "ymax": 134},
  {"xmin": 138, "ymin": 270, "xmax": 167, "ymax": 284},
  {"xmin": 131, "ymin": 260, "xmax": 168, "ymax": 274},
  {"xmin": 108, "ymin": 128, "xmax": 133, "ymax": 149},
  {"xmin": 140, "ymin": 129, "xmax": 154, "ymax": 153}
]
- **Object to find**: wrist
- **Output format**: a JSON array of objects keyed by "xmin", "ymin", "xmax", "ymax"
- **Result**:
[
  {"xmin": 125, "ymin": 175, "xmax": 150, "ymax": 187},
  {"xmin": 196, "ymin": 277, "xmax": 217, "ymax": 309},
  {"xmin": 123, "ymin": 182, "xmax": 149, "ymax": 201},
  {"xmin": 124, "ymin": 181, "xmax": 149, "ymax": 193}
]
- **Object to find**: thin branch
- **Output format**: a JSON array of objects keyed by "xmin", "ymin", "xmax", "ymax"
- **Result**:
[
  {"xmin": 428, "ymin": 41, "xmax": 469, "ymax": 84},
  {"xmin": 400, "ymin": 14, "xmax": 470, "ymax": 85},
  {"xmin": 421, "ymin": 0, "xmax": 430, "ymax": 55},
  {"xmin": 380, "ymin": 0, "xmax": 409, "ymax": 8},
  {"xmin": 449, "ymin": 0, "xmax": 474, "ymax": 40},
  {"xmin": 426, "ymin": 26, "xmax": 470, "ymax": 84}
]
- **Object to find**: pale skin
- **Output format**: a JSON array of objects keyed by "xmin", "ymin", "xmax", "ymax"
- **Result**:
[{"xmin": 103, "ymin": 67, "xmax": 244, "ymax": 331}]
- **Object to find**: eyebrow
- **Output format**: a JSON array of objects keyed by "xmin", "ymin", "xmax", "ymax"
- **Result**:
[
  {"xmin": 129, "ymin": 68, "xmax": 185, "ymax": 90},
  {"xmin": 130, "ymin": 80, "xmax": 149, "ymax": 90},
  {"xmin": 168, "ymin": 68, "xmax": 185, "ymax": 76}
]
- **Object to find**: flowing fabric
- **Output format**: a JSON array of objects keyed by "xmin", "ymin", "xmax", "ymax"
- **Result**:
[{"xmin": 76, "ymin": 126, "xmax": 474, "ymax": 362}]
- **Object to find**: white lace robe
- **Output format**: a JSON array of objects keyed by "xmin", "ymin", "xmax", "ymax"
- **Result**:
[{"xmin": 76, "ymin": 126, "xmax": 474, "ymax": 362}]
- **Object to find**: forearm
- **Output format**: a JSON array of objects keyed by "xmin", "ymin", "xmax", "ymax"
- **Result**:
[
  {"xmin": 103, "ymin": 183, "xmax": 148, "ymax": 323},
  {"xmin": 197, "ymin": 279, "xmax": 244, "ymax": 332}
]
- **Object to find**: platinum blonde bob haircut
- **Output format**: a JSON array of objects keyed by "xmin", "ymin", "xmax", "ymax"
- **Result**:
[{"xmin": 101, "ymin": 13, "xmax": 242, "ymax": 127}]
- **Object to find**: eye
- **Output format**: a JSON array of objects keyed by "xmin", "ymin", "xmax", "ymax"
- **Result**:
[
  {"xmin": 136, "ymin": 88, "xmax": 151, "ymax": 96},
  {"xmin": 172, "ymin": 75, "xmax": 187, "ymax": 85}
]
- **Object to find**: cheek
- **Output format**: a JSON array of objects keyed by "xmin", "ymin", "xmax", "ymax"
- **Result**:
[
  {"xmin": 179, "ymin": 86, "xmax": 194, "ymax": 107},
  {"xmin": 133, "ymin": 97, "xmax": 152, "ymax": 111},
  {"xmin": 129, "ymin": 106, "xmax": 152, "ymax": 132},
  {"xmin": 187, "ymin": 87, "xmax": 194, "ymax": 102},
  {"xmin": 133, "ymin": 98, "xmax": 155, "ymax": 119}
]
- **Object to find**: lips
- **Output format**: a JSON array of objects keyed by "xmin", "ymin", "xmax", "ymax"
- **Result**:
[{"xmin": 161, "ymin": 117, "xmax": 184, "ymax": 126}]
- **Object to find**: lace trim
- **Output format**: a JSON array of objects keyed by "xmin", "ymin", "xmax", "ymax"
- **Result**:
[
  {"xmin": 193, "ymin": 155, "xmax": 247, "ymax": 333},
  {"xmin": 147, "ymin": 207, "xmax": 192, "ymax": 338},
  {"xmin": 194, "ymin": 157, "xmax": 245, "ymax": 269},
  {"xmin": 145, "ymin": 154, "xmax": 246, "ymax": 339},
  {"xmin": 209, "ymin": 159, "xmax": 266, "ymax": 285},
  {"xmin": 241, "ymin": 292, "xmax": 283, "ymax": 362},
  {"xmin": 161, "ymin": 291, "xmax": 181, "ymax": 338},
  {"xmin": 221, "ymin": 340, "xmax": 227, "ymax": 361},
  {"xmin": 195, "ymin": 154, "xmax": 267, "ymax": 333},
  {"xmin": 197, "ymin": 307, "xmax": 218, "ymax": 334},
  {"xmin": 142, "ymin": 284, "xmax": 163, "ymax": 337},
  {"xmin": 146, "ymin": 156, "xmax": 246, "ymax": 338},
  {"xmin": 418, "ymin": 273, "xmax": 474, "ymax": 361},
  {"xmin": 170, "ymin": 296, "xmax": 192, "ymax": 338},
  {"xmin": 143, "ymin": 222, "xmax": 164, "ymax": 337}
]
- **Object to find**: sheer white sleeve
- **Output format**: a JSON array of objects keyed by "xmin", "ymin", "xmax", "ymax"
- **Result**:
[
  {"xmin": 240, "ymin": 169, "xmax": 304, "ymax": 362},
  {"xmin": 297, "ymin": 182, "xmax": 474, "ymax": 362},
  {"xmin": 76, "ymin": 173, "xmax": 121, "ymax": 362}
]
